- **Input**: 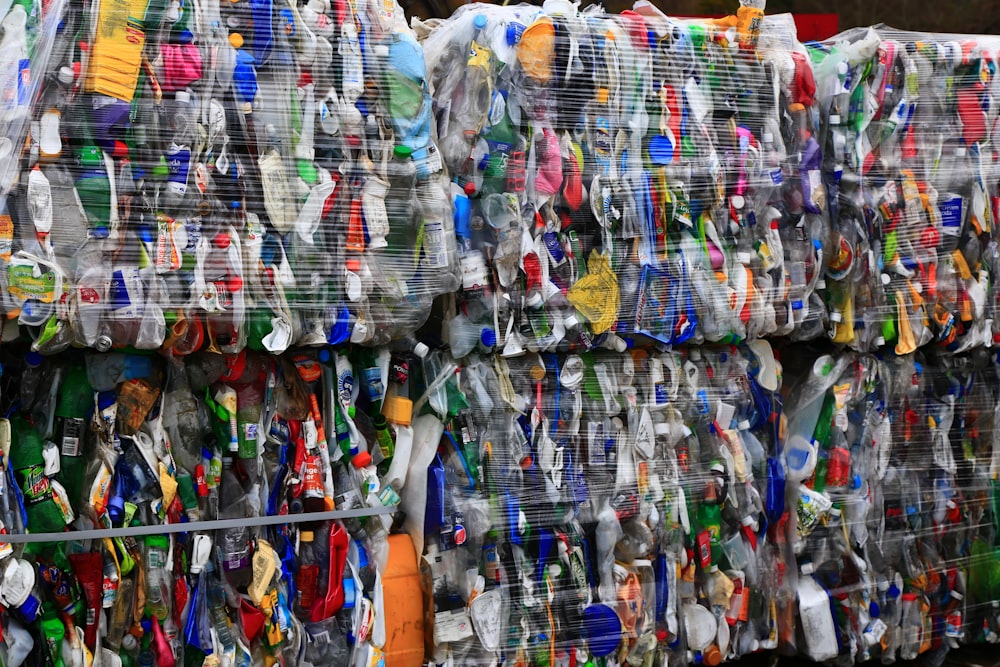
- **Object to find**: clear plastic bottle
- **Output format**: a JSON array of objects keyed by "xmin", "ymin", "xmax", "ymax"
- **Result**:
[
  {"xmin": 218, "ymin": 457, "xmax": 253, "ymax": 588},
  {"xmin": 206, "ymin": 561, "xmax": 236, "ymax": 654},
  {"xmin": 143, "ymin": 535, "xmax": 172, "ymax": 621},
  {"xmin": 295, "ymin": 529, "xmax": 322, "ymax": 619},
  {"xmin": 898, "ymin": 592, "xmax": 921, "ymax": 660},
  {"xmin": 162, "ymin": 89, "xmax": 197, "ymax": 213},
  {"xmin": 447, "ymin": 312, "xmax": 496, "ymax": 359},
  {"xmin": 379, "ymin": 145, "xmax": 418, "ymax": 292}
]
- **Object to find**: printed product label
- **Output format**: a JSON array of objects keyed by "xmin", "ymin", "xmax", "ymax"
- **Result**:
[{"xmin": 17, "ymin": 464, "xmax": 53, "ymax": 505}]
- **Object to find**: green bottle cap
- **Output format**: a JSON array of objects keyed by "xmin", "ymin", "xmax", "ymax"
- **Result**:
[
  {"xmin": 79, "ymin": 145, "xmax": 104, "ymax": 168},
  {"xmin": 152, "ymin": 156, "xmax": 170, "ymax": 180},
  {"xmin": 297, "ymin": 159, "xmax": 318, "ymax": 185}
]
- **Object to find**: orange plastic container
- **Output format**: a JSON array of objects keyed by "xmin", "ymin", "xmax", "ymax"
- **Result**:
[{"xmin": 382, "ymin": 534, "xmax": 425, "ymax": 667}]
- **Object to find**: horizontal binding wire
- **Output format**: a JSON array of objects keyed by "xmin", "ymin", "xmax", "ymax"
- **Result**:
[{"xmin": 1, "ymin": 506, "xmax": 395, "ymax": 544}]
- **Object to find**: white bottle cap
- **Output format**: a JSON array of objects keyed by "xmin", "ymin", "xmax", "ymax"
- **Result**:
[
  {"xmin": 762, "ymin": 132, "xmax": 774, "ymax": 144},
  {"xmin": 800, "ymin": 562, "xmax": 815, "ymax": 575},
  {"xmin": 58, "ymin": 66, "xmax": 75, "ymax": 85},
  {"xmin": 175, "ymin": 90, "xmax": 191, "ymax": 104},
  {"xmin": 413, "ymin": 342, "xmax": 430, "ymax": 359},
  {"xmin": 654, "ymin": 423, "xmax": 671, "ymax": 437},
  {"xmin": 829, "ymin": 114, "xmax": 841, "ymax": 125},
  {"xmin": 526, "ymin": 292, "xmax": 543, "ymax": 309}
]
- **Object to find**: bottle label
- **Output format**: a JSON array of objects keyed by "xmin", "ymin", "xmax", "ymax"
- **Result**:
[
  {"xmin": 7, "ymin": 263, "xmax": 57, "ymax": 303},
  {"xmin": 696, "ymin": 530, "xmax": 712, "ymax": 569},
  {"xmin": 587, "ymin": 421, "xmax": 606, "ymax": 465},
  {"xmin": 0, "ymin": 215, "xmax": 12, "ymax": 261},
  {"xmin": 17, "ymin": 464, "xmax": 53, "ymax": 505},
  {"xmin": 593, "ymin": 116, "xmax": 612, "ymax": 172},
  {"xmin": 946, "ymin": 612, "xmax": 962, "ymax": 638},
  {"xmin": 434, "ymin": 608, "xmax": 474, "ymax": 643},
  {"xmin": 101, "ymin": 574, "xmax": 119, "ymax": 609},
  {"xmin": 421, "ymin": 219, "xmax": 448, "ymax": 269},
  {"xmin": 460, "ymin": 253, "xmax": 490, "ymax": 290},
  {"xmin": 166, "ymin": 144, "xmax": 192, "ymax": 196},
  {"xmin": 60, "ymin": 418, "xmax": 86, "ymax": 457},
  {"xmin": 485, "ymin": 138, "xmax": 512, "ymax": 178}
]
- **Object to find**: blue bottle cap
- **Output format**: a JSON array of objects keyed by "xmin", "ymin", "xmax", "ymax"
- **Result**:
[
  {"xmin": 97, "ymin": 390, "xmax": 117, "ymax": 411},
  {"xmin": 506, "ymin": 22, "xmax": 525, "ymax": 46},
  {"xmin": 583, "ymin": 603, "xmax": 622, "ymax": 657},
  {"xmin": 474, "ymin": 15, "xmax": 487, "ymax": 30},
  {"xmin": 480, "ymin": 328, "xmax": 497, "ymax": 349},
  {"xmin": 343, "ymin": 577, "xmax": 356, "ymax": 609},
  {"xmin": 17, "ymin": 593, "xmax": 40, "ymax": 622},
  {"xmin": 318, "ymin": 349, "xmax": 331, "ymax": 364},
  {"xmin": 178, "ymin": 29, "xmax": 194, "ymax": 44},
  {"xmin": 888, "ymin": 583, "xmax": 900, "ymax": 598},
  {"xmin": 870, "ymin": 601, "xmax": 880, "ymax": 618},
  {"xmin": 25, "ymin": 351, "xmax": 43, "ymax": 367},
  {"xmin": 648, "ymin": 134, "xmax": 675, "ymax": 165}
]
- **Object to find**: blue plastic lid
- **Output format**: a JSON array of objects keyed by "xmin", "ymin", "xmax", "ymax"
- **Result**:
[
  {"xmin": 178, "ymin": 29, "xmax": 194, "ymax": 44},
  {"xmin": 25, "ymin": 351, "xmax": 43, "ymax": 367},
  {"xmin": 343, "ymin": 577, "xmax": 357, "ymax": 609},
  {"xmin": 97, "ymin": 390, "xmax": 117, "ymax": 411},
  {"xmin": 648, "ymin": 134, "xmax": 675, "ymax": 165},
  {"xmin": 506, "ymin": 22, "xmax": 525, "ymax": 46},
  {"xmin": 17, "ymin": 593, "xmax": 40, "ymax": 622},
  {"xmin": 870, "ymin": 601, "xmax": 880, "ymax": 618},
  {"xmin": 480, "ymin": 328, "xmax": 497, "ymax": 349},
  {"xmin": 318, "ymin": 348, "xmax": 332, "ymax": 363},
  {"xmin": 474, "ymin": 14, "xmax": 487, "ymax": 30},
  {"xmin": 888, "ymin": 583, "xmax": 900, "ymax": 598},
  {"xmin": 584, "ymin": 603, "xmax": 623, "ymax": 657}
]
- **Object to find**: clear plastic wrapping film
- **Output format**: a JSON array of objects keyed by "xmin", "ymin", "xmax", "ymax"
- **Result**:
[
  {"xmin": 1, "ymin": 0, "xmax": 1000, "ymax": 666},
  {"xmin": 1, "ymin": 0, "xmax": 460, "ymax": 355}
]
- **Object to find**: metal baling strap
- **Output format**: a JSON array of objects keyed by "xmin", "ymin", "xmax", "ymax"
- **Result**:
[{"xmin": 2, "ymin": 505, "xmax": 394, "ymax": 544}]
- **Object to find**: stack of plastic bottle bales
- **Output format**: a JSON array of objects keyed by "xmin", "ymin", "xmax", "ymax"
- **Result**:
[{"xmin": 1, "ymin": 0, "xmax": 1000, "ymax": 666}]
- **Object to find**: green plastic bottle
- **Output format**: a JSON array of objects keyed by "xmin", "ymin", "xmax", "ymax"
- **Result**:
[
  {"xmin": 40, "ymin": 603, "xmax": 67, "ymax": 667},
  {"xmin": 10, "ymin": 416, "xmax": 66, "ymax": 533},
  {"xmin": 810, "ymin": 392, "xmax": 836, "ymax": 493},
  {"xmin": 481, "ymin": 102, "xmax": 519, "ymax": 196},
  {"xmin": 696, "ymin": 480, "xmax": 723, "ymax": 566},
  {"xmin": 55, "ymin": 364, "xmax": 94, "ymax": 506}
]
